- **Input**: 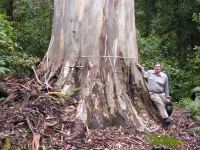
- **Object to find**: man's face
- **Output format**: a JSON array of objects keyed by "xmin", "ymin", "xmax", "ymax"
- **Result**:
[{"xmin": 154, "ymin": 64, "xmax": 161, "ymax": 74}]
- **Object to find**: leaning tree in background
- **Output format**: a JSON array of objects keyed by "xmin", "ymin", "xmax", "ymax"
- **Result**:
[{"xmin": 38, "ymin": 0, "xmax": 158, "ymax": 133}]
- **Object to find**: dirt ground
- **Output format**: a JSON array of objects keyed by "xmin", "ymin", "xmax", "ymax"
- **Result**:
[{"xmin": 0, "ymin": 77, "xmax": 199, "ymax": 150}]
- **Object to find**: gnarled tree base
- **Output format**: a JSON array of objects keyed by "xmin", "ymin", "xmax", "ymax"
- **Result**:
[
  {"xmin": 39, "ymin": 58, "xmax": 158, "ymax": 133},
  {"xmin": 38, "ymin": 0, "xmax": 159, "ymax": 134}
]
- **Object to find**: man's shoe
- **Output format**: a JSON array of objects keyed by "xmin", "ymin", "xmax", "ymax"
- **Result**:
[
  {"xmin": 152, "ymin": 147, "xmax": 170, "ymax": 150},
  {"xmin": 165, "ymin": 103, "xmax": 173, "ymax": 116},
  {"xmin": 163, "ymin": 117, "xmax": 171, "ymax": 127}
]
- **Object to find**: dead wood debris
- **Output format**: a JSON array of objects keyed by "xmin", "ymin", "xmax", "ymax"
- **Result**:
[{"xmin": 0, "ymin": 77, "xmax": 199, "ymax": 149}]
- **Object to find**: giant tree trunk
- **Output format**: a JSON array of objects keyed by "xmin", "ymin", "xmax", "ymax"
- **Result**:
[{"xmin": 39, "ymin": 0, "xmax": 157, "ymax": 132}]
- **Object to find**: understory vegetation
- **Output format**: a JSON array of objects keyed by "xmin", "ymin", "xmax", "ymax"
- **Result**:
[
  {"xmin": 0, "ymin": 0, "xmax": 53, "ymax": 77},
  {"xmin": 147, "ymin": 133, "xmax": 183, "ymax": 148}
]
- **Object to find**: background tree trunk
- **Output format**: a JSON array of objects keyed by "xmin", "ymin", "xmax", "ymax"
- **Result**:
[
  {"xmin": 6, "ymin": 0, "xmax": 14, "ymax": 21},
  {"xmin": 39, "ymin": 0, "xmax": 157, "ymax": 132},
  {"xmin": 0, "ymin": 82, "xmax": 9, "ymax": 98}
]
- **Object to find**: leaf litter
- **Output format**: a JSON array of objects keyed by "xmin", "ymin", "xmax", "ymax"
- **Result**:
[{"xmin": 0, "ymin": 77, "xmax": 200, "ymax": 150}]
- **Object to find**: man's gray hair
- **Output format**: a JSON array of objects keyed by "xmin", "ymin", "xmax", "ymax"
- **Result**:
[{"xmin": 154, "ymin": 61, "xmax": 161, "ymax": 66}]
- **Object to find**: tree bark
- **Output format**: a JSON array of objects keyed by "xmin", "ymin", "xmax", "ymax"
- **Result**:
[
  {"xmin": 39, "ymin": 0, "xmax": 157, "ymax": 132},
  {"xmin": 6, "ymin": 0, "xmax": 14, "ymax": 21}
]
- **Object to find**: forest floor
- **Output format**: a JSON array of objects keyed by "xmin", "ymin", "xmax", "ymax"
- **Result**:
[{"xmin": 0, "ymin": 77, "xmax": 200, "ymax": 150}]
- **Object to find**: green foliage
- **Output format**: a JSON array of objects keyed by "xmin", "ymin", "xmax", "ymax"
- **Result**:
[
  {"xmin": 1, "ymin": 137, "xmax": 11, "ymax": 150},
  {"xmin": 136, "ymin": 0, "xmax": 200, "ymax": 65},
  {"xmin": 191, "ymin": 12, "xmax": 200, "ymax": 73},
  {"xmin": 191, "ymin": 86, "xmax": 200, "ymax": 100},
  {"xmin": 191, "ymin": 126, "xmax": 200, "ymax": 132},
  {"xmin": 164, "ymin": 62, "xmax": 200, "ymax": 100},
  {"xmin": 0, "ymin": 12, "xmax": 39, "ymax": 77},
  {"xmin": 0, "ymin": 13, "xmax": 15, "ymax": 76},
  {"xmin": 10, "ymin": 101, "xmax": 18, "ymax": 108},
  {"xmin": 3, "ymin": 52, "xmax": 39, "ymax": 76},
  {"xmin": 178, "ymin": 97, "xmax": 200, "ymax": 121},
  {"xmin": 0, "ymin": 14, "xmax": 17, "ymax": 53},
  {"xmin": 188, "ymin": 46, "xmax": 200, "ymax": 73},
  {"xmin": 147, "ymin": 134, "xmax": 183, "ymax": 148},
  {"xmin": 177, "ymin": 98, "xmax": 193, "ymax": 108},
  {"xmin": 194, "ymin": 115, "xmax": 200, "ymax": 121},
  {"xmin": 137, "ymin": 32, "xmax": 163, "ymax": 67},
  {"xmin": 14, "ymin": 0, "xmax": 53, "ymax": 57},
  {"xmin": 186, "ymin": 98, "xmax": 200, "ymax": 115},
  {"xmin": 0, "ymin": 60, "xmax": 9, "ymax": 75},
  {"xmin": 0, "ymin": 0, "xmax": 53, "ymax": 77},
  {"xmin": 193, "ymin": 13, "xmax": 200, "ymax": 30}
]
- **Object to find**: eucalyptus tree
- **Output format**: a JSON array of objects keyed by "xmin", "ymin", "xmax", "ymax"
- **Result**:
[{"xmin": 39, "ymin": 0, "xmax": 157, "ymax": 133}]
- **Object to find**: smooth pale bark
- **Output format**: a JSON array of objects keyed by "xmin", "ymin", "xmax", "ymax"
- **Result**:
[{"xmin": 39, "ymin": 0, "xmax": 157, "ymax": 132}]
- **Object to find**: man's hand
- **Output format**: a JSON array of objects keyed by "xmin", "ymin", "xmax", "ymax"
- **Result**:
[
  {"xmin": 165, "ymin": 98, "xmax": 171, "ymax": 104},
  {"xmin": 136, "ymin": 63, "xmax": 142, "ymax": 70}
]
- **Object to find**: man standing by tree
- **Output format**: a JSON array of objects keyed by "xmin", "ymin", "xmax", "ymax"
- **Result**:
[{"xmin": 137, "ymin": 62, "xmax": 172, "ymax": 126}]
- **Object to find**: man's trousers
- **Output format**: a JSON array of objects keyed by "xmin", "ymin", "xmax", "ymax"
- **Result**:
[{"xmin": 150, "ymin": 92, "xmax": 169, "ymax": 118}]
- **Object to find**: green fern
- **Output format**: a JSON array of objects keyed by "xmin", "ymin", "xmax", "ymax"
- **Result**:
[
  {"xmin": 0, "ymin": 60, "xmax": 9, "ymax": 75},
  {"xmin": 178, "ymin": 98, "xmax": 193, "ymax": 108},
  {"xmin": 2, "ymin": 52, "xmax": 39, "ymax": 76},
  {"xmin": 186, "ymin": 99, "xmax": 200, "ymax": 114},
  {"xmin": 194, "ymin": 115, "xmax": 200, "ymax": 121},
  {"xmin": 191, "ymin": 126, "xmax": 200, "ymax": 132},
  {"xmin": 0, "ymin": 67, "xmax": 9, "ymax": 75},
  {"xmin": 147, "ymin": 134, "xmax": 183, "ymax": 148},
  {"xmin": 191, "ymin": 87, "xmax": 200, "ymax": 99}
]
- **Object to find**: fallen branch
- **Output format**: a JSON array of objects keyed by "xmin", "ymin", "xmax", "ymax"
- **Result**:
[
  {"xmin": 61, "ymin": 124, "xmax": 64, "ymax": 145},
  {"xmin": 32, "ymin": 66, "xmax": 43, "ymax": 85},
  {"xmin": 32, "ymin": 133, "xmax": 41, "ymax": 150},
  {"xmin": 26, "ymin": 116, "xmax": 34, "ymax": 134}
]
